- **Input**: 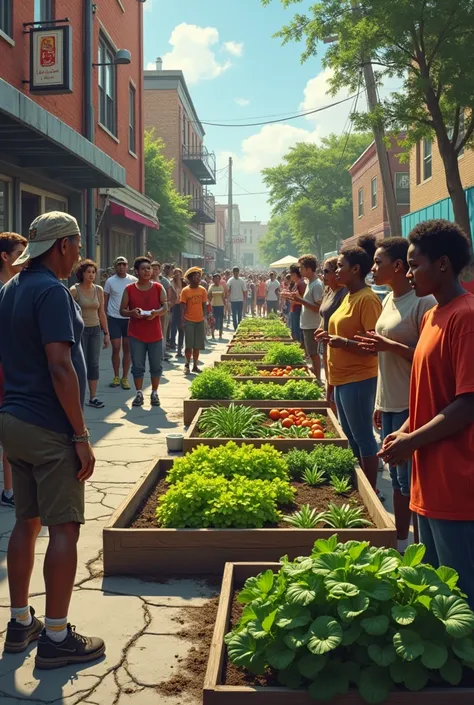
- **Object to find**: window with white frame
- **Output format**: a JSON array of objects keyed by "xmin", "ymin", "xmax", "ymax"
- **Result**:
[
  {"xmin": 98, "ymin": 35, "xmax": 117, "ymax": 136},
  {"xmin": 358, "ymin": 188, "xmax": 364, "ymax": 217},
  {"xmin": 129, "ymin": 84, "xmax": 136, "ymax": 154},
  {"xmin": 423, "ymin": 139, "xmax": 432, "ymax": 181},
  {"xmin": 34, "ymin": 0, "xmax": 54, "ymax": 22},
  {"xmin": 395, "ymin": 173, "xmax": 410, "ymax": 206},
  {"xmin": 371, "ymin": 177, "xmax": 377, "ymax": 209},
  {"xmin": 0, "ymin": 0, "xmax": 12, "ymax": 36}
]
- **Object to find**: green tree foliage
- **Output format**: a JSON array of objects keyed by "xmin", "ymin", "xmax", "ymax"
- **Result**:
[
  {"xmin": 262, "ymin": 134, "xmax": 372, "ymax": 259},
  {"xmin": 264, "ymin": 0, "xmax": 474, "ymax": 236},
  {"xmin": 258, "ymin": 214, "xmax": 299, "ymax": 265},
  {"xmin": 144, "ymin": 130, "xmax": 191, "ymax": 259}
]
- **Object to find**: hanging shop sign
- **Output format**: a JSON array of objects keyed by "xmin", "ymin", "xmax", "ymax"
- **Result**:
[
  {"xmin": 30, "ymin": 25, "xmax": 72, "ymax": 94},
  {"xmin": 232, "ymin": 237, "xmax": 245, "ymax": 244}
]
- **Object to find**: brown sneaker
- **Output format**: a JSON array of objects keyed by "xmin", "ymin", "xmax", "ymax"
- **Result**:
[
  {"xmin": 35, "ymin": 625, "xmax": 105, "ymax": 670},
  {"xmin": 4, "ymin": 607, "xmax": 44, "ymax": 653}
]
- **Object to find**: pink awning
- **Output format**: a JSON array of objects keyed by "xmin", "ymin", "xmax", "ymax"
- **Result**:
[{"xmin": 110, "ymin": 201, "xmax": 159, "ymax": 229}]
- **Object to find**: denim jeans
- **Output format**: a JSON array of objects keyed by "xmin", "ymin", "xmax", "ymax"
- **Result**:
[
  {"xmin": 418, "ymin": 515, "xmax": 474, "ymax": 608},
  {"xmin": 129, "ymin": 337, "xmax": 163, "ymax": 379},
  {"xmin": 334, "ymin": 377, "xmax": 378, "ymax": 459},
  {"xmin": 381, "ymin": 409, "xmax": 411, "ymax": 496},
  {"xmin": 213, "ymin": 305, "xmax": 224, "ymax": 332},
  {"xmin": 81, "ymin": 326, "xmax": 101, "ymax": 381},
  {"xmin": 170, "ymin": 305, "xmax": 184, "ymax": 352},
  {"xmin": 290, "ymin": 308, "xmax": 302, "ymax": 342},
  {"xmin": 231, "ymin": 301, "xmax": 243, "ymax": 330}
]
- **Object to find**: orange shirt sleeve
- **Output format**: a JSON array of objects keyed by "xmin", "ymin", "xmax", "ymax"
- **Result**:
[
  {"xmin": 450, "ymin": 303, "xmax": 474, "ymax": 396},
  {"xmin": 180, "ymin": 288, "xmax": 187, "ymax": 304}
]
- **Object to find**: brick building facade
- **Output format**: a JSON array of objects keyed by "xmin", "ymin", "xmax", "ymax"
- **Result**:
[
  {"xmin": 0, "ymin": 0, "xmax": 158, "ymax": 267},
  {"xmin": 345, "ymin": 138, "xmax": 410, "ymax": 246},
  {"xmin": 144, "ymin": 59, "xmax": 217, "ymax": 268}
]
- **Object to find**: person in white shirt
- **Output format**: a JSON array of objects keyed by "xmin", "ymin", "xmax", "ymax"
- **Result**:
[
  {"xmin": 104, "ymin": 256, "xmax": 137, "ymax": 390},
  {"xmin": 265, "ymin": 271, "xmax": 280, "ymax": 315},
  {"xmin": 227, "ymin": 266, "xmax": 247, "ymax": 330}
]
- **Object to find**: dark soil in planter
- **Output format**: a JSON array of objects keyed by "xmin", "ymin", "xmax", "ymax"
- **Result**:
[
  {"xmin": 157, "ymin": 596, "xmax": 220, "ymax": 699},
  {"xmin": 128, "ymin": 477, "xmax": 371, "ymax": 529}
]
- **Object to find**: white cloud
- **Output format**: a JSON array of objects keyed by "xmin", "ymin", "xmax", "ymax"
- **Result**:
[
  {"xmin": 144, "ymin": 0, "xmax": 153, "ymax": 12},
  {"xmin": 224, "ymin": 41, "xmax": 244, "ymax": 57},
  {"xmin": 235, "ymin": 98, "xmax": 250, "ymax": 107},
  {"xmin": 160, "ymin": 23, "xmax": 233, "ymax": 85}
]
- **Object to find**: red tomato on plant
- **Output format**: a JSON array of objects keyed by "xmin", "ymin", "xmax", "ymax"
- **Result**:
[
  {"xmin": 282, "ymin": 418, "xmax": 293, "ymax": 429},
  {"xmin": 269, "ymin": 409, "xmax": 281, "ymax": 421}
]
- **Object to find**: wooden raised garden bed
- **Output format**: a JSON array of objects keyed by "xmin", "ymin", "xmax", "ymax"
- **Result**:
[
  {"xmin": 230, "ymin": 374, "xmax": 317, "ymax": 386},
  {"xmin": 183, "ymin": 398, "xmax": 327, "ymax": 426},
  {"xmin": 103, "ymin": 461, "xmax": 396, "ymax": 577},
  {"xmin": 183, "ymin": 407, "xmax": 346, "ymax": 452},
  {"xmin": 222, "ymin": 342, "xmax": 294, "ymax": 361},
  {"xmin": 203, "ymin": 562, "xmax": 474, "ymax": 705}
]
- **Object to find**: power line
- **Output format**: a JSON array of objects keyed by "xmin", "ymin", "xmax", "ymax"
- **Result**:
[{"xmin": 196, "ymin": 94, "xmax": 359, "ymax": 128}]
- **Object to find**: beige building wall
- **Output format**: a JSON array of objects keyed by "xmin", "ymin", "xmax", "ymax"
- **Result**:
[
  {"xmin": 239, "ymin": 220, "xmax": 267, "ymax": 268},
  {"xmin": 410, "ymin": 140, "xmax": 474, "ymax": 212}
]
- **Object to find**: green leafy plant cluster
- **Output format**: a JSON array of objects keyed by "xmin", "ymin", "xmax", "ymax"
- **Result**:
[
  {"xmin": 190, "ymin": 368, "xmax": 237, "ymax": 400},
  {"xmin": 283, "ymin": 503, "xmax": 370, "ymax": 529},
  {"xmin": 235, "ymin": 380, "xmax": 323, "ymax": 401},
  {"xmin": 156, "ymin": 472, "xmax": 295, "ymax": 528},
  {"xmin": 263, "ymin": 343, "xmax": 306, "ymax": 366},
  {"xmin": 231, "ymin": 342, "xmax": 275, "ymax": 353},
  {"xmin": 226, "ymin": 537, "xmax": 474, "ymax": 703},
  {"xmin": 286, "ymin": 446, "xmax": 357, "ymax": 480},
  {"xmin": 167, "ymin": 441, "xmax": 289, "ymax": 484},
  {"xmin": 235, "ymin": 320, "xmax": 290, "ymax": 339},
  {"xmin": 198, "ymin": 404, "xmax": 266, "ymax": 438},
  {"xmin": 217, "ymin": 361, "xmax": 259, "ymax": 376}
]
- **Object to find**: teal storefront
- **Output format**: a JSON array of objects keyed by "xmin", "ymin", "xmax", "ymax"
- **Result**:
[{"xmin": 402, "ymin": 187, "xmax": 474, "ymax": 239}]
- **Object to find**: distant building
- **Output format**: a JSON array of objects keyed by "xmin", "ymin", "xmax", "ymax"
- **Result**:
[
  {"xmin": 205, "ymin": 207, "xmax": 226, "ymax": 271},
  {"xmin": 402, "ymin": 131, "xmax": 474, "ymax": 237},
  {"xmin": 238, "ymin": 221, "xmax": 267, "ymax": 269},
  {"xmin": 345, "ymin": 136, "xmax": 410, "ymax": 246},
  {"xmin": 144, "ymin": 58, "xmax": 216, "ymax": 268}
]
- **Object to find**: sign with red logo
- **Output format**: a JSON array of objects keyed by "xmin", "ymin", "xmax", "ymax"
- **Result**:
[{"xmin": 30, "ymin": 26, "xmax": 72, "ymax": 94}]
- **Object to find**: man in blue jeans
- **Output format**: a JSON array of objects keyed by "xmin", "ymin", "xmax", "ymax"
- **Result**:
[{"xmin": 227, "ymin": 267, "xmax": 247, "ymax": 330}]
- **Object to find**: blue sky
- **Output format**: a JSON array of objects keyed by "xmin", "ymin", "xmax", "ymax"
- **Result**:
[{"xmin": 143, "ymin": 0, "xmax": 355, "ymax": 221}]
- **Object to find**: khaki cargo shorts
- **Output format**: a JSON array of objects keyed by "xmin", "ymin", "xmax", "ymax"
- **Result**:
[{"xmin": 0, "ymin": 412, "xmax": 84, "ymax": 526}]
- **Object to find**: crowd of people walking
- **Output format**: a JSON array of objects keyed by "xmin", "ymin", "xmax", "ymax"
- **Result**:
[{"xmin": 0, "ymin": 209, "xmax": 473, "ymax": 671}]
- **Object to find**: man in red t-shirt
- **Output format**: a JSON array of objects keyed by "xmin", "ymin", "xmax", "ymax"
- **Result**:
[
  {"xmin": 380, "ymin": 219, "xmax": 474, "ymax": 607},
  {"xmin": 120, "ymin": 256, "xmax": 167, "ymax": 407}
]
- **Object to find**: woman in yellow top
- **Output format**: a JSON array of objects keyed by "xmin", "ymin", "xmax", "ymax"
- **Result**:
[{"xmin": 316, "ymin": 236, "xmax": 382, "ymax": 489}]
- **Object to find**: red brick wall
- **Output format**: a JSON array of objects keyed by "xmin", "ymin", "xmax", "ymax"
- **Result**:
[{"xmin": 0, "ymin": 0, "xmax": 143, "ymax": 191}]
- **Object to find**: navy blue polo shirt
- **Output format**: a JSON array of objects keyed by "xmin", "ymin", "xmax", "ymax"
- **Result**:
[{"xmin": 0, "ymin": 262, "xmax": 86, "ymax": 435}]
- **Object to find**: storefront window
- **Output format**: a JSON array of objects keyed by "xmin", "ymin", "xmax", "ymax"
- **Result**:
[
  {"xmin": 21, "ymin": 192, "xmax": 41, "ymax": 237},
  {"xmin": 45, "ymin": 196, "xmax": 67, "ymax": 212},
  {"xmin": 0, "ymin": 182, "xmax": 9, "ymax": 231}
]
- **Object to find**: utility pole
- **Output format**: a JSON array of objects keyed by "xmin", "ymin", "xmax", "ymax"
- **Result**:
[
  {"xmin": 362, "ymin": 60, "xmax": 401, "ymax": 237},
  {"xmin": 350, "ymin": 0, "xmax": 401, "ymax": 237},
  {"xmin": 228, "ymin": 156, "xmax": 233, "ymax": 265}
]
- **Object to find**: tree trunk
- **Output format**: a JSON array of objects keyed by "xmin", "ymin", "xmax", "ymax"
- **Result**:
[{"xmin": 438, "ymin": 144, "xmax": 471, "ymax": 237}]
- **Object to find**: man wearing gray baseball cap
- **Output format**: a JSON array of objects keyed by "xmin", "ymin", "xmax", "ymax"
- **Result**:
[{"xmin": 0, "ymin": 211, "xmax": 105, "ymax": 668}]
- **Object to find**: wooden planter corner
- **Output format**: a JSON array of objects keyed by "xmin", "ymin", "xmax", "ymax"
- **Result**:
[
  {"xmin": 183, "ymin": 407, "xmax": 346, "ymax": 452},
  {"xmin": 204, "ymin": 562, "xmax": 474, "ymax": 705},
  {"xmin": 102, "ymin": 460, "xmax": 396, "ymax": 577},
  {"xmin": 183, "ymin": 398, "xmax": 328, "ymax": 426}
]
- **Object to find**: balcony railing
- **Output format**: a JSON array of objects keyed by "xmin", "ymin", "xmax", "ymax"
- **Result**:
[
  {"xmin": 182, "ymin": 145, "xmax": 216, "ymax": 185},
  {"xmin": 189, "ymin": 193, "xmax": 216, "ymax": 223}
]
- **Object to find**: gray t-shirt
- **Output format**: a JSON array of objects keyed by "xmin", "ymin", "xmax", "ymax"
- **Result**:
[
  {"xmin": 227, "ymin": 277, "xmax": 247, "ymax": 302},
  {"xmin": 300, "ymin": 277, "xmax": 324, "ymax": 330},
  {"xmin": 375, "ymin": 290, "xmax": 436, "ymax": 412}
]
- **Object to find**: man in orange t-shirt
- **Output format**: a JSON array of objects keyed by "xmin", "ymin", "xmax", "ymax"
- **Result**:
[
  {"xmin": 180, "ymin": 268, "xmax": 207, "ymax": 374},
  {"xmin": 380, "ymin": 219, "xmax": 474, "ymax": 607}
]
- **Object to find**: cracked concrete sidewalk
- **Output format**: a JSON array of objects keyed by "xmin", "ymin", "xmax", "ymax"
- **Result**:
[{"xmin": 0, "ymin": 332, "xmax": 231, "ymax": 705}]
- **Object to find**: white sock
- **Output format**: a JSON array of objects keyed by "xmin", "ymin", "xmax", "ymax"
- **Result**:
[
  {"xmin": 3, "ymin": 489, "xmax": 13, "ymax": 499},
  {"xmin": 45, "ymin": 617, "xmax": 68, "ymax": 642},
  {"xmin": 11, "ymin": 606, "xmax": 32, "ymax": 626}
]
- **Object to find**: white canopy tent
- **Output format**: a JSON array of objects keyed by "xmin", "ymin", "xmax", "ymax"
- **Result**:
[{"xmin": 269, "ymin": 255, "xmax": 299, "ymax": 269}]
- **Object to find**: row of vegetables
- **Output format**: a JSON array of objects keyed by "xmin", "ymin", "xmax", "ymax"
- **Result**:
[{"xmin": 132, "ymin": 317, "xmax": 474, "ymax": 702}]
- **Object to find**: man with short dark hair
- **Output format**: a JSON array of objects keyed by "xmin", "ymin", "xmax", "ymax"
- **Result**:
[
  {"xmin": 0, "ymin": 211, "xmax": 104, "ymax": 668},
  {"xmin": 104, "ymin": 256, "xmax": 137, "ymax": 389},
  {"xmin": 380, "ymin": 219, "xmax": 474, "ymax": 607},
  {"xmin": 265, "ymin": 270, "xmax": 280, "ymax": 315},
  {"xmin": 292, "ymin": 254, "xmax": 323, "ymax": 380},
  {"xmin": 227, "ymin": 266, "xmax": 247, "ymax": 329}
]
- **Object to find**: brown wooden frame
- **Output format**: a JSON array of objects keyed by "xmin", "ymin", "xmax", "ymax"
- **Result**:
[
  {"xmin": 183, "ymin": 407, "xmax": 347, "ymax": 452},
  {"xmin": 203, "ymin": 561, "xmax": 474, "ymax": 704},
  {"xmin": 183, "ymin": 398, "xmax": 327, "ymax": 426},
  {"xmin": 102, "ymin": 461, "xmax": 396, "ymax": 576}
]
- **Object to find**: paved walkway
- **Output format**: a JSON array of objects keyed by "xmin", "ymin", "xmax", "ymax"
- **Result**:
[
  {"xmin": 0, "ymin": 326, "xmax": 398, "ymax": 704},
  {"xmin": 0, "ymin": 331, "xmax": 230, "ymax": 705}
]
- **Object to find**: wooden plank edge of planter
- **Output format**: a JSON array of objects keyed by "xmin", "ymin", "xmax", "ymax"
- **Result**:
[
  {"xmin": 184, "ymin": 406, "xmax": 348, "ymax": 451},
  {"xmin": 215, "ymin": 363, "xmax": 311, "ymax": 372},
  {"xmin": 203, "ymin": 561, "xmax": 474, "ymax": 705},
  {"xmin": 183, "ymin": 397, "xmax": 329, "ymax": 426}
]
